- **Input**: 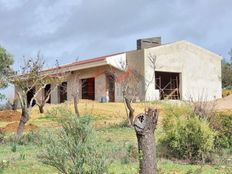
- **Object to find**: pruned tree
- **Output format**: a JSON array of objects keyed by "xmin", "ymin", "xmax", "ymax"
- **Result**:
[
  {"xmin": 121, "ymin": 77, "xmax": 159, "ymax": 174},
  {"xmin": 9, "ymin": 54, "xmax": 65, "ymax": 138},
  {"xmin": 114, "ymin": 58, "xmax": 159, "ymax": 174}
]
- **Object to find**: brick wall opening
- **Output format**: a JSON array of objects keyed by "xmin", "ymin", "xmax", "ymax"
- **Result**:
[
  {"xmin": 59, "ymin": 82, "xmax": 67, "ymax": 103},
  {"xmin": 81, "ymin": 78, "xmax": 95, "ymax": 100}
]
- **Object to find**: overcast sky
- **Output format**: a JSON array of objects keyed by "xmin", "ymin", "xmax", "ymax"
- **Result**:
[{"xmin": 0, "ymin": 0, "xmax": 232, "ymax": 99}]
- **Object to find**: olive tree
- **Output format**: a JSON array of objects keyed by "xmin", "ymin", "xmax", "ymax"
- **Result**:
[{"xmin": 9, "ymin": 55, "xmax": 65, "ymax": 138}]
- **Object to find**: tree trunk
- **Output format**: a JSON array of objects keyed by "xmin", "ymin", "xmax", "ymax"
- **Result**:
[
  {"xmin": 39, "ymin": 104, "xmax": 44, "ymax": 114},
  {"xmin": 133, "ymin": 108, "xmax": 159, "ymax": 174},
  {"xmin": 12, "ymin": 100, "xmax": 18, "ymax": 111},
  {"xmin": 73, "ymin": 95, "xmax": 80, "ymax": 117},
  {"xmin": 17, "ymin": 107, "xmax": 30, "ymax": 138}
]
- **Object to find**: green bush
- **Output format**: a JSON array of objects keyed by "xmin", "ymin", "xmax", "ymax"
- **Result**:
[
  {"xmin": 11, "ymin": 144, "xmax": 17, "ymax": 152},
  {"xmin": 0, "ymin": 160, "xmax": 9, "ymax": 174},
  {"xmin": 38, "ymin": 112, "xmax": 107, "ymax": 174},
  {"xmin": 121, "ymin": 143, "xmax": 138, "ymax": 164},
  {"xmin": 159, "ymin": 105, "xmax": 215, "ymax": 162},
  {"xmin": 45, "ymin": 104, "xmax": 73, "ymax": 121},
  {"xmin": 211, "ymin": 113, "xmax": 232, "ymax": 150}
]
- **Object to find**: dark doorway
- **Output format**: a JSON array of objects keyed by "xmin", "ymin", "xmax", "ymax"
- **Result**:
[
  {"xmin": 27, "ymin": 87, "xmax": 36, "ymax": 107},
  {"xmin": 155, "ymin": 71, "xmax": 180, "ymax": 100},
  {"xmin": 106, "ymin": 74, "xmax": 115, "ymax": 102},
  {"xmin": 44, "ymin": 84, "xmax": 51, "ymax": 103},
  {"xmin": 82, "ymin": 78, "xmax": 95, "ymax": 100},
  {"xmin": 59, "ymin": 82, "xmax": 67, "ymax": 103}
]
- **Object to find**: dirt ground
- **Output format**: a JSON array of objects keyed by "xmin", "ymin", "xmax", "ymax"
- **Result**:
[
  {"xmin": 0, "ymin": 110, "xmax": 38, "ymax": 133},
  {"xmin": 0, "ymin": 122, "xmax": 38, "ymax": 133},
  {"xmin": 214, "ymin": 94, "xmax": 232, "ymax": 110},
  {"xmin": 0, "ymin": 110, "xmax": 21, "ymax": 122}
]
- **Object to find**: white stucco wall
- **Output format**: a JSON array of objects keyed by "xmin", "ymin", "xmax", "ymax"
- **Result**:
[{"xmin": 144, "ymin": 41, "xmax": 222, "ymax": 101}]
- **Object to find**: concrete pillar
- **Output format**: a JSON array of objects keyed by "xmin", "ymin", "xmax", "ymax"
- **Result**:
[
  {"xmin": 51, "ymin": 84, "xmax": 59, "ymax": 104},
  {"xmin": 95, "ymin": 74, "xmax": 106, "ymax": 102}
]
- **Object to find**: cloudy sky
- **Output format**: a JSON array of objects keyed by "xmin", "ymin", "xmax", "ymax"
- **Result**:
[{"xmin": 0, "ymin": 0, "xmax": 232, "ymax": 98}]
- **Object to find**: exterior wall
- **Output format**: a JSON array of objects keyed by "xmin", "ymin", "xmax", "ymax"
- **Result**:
[
  {"xmin": 145, "ymin": 41, "xmax": 222, "ymax": 101},
  {"xmin": 49, "ymin": 65, "xmax": 109, "ymax": 104},
  {"xmin": 27, "ymin": 40, "xmax": 222, "ymax": 104},
  {"xmin": 125, "ymin": 50, "xmax": 146, "ymax": 101}
]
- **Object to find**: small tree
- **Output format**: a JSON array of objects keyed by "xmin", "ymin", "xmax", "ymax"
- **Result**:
[
  {"xmin": 70, "ymin": 72, "xmax": 81, "ymax": 117},
  {"xmin": 115, "ymin": 58, "xmax": 159, "ymax": 174},
  {"xmin": 123, "ymin": 91, "xmax": 159, "ymax": 174},
  {"xmin": 9, "ymin": 55, "xmax": 64, "ymax": 138}
]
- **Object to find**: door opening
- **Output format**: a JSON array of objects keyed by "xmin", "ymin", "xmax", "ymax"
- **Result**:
[
  {"xmin": 155, "ymin": 71, "xmax": 180, "ymax": 100},
  {"xmin": 59, "ymin": 82, "xmax": 67, "ymax": 103},
  {"xmin": 81, "ymin": 78, "xmax": 95, "ymax": 100},
  {"xmin": 44, "ymin": 84, "xmax": 51, "ymax": 103}
]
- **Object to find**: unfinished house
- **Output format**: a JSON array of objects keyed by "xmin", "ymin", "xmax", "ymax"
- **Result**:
[{"xmin": 27, "ymin": 37, "xmax": 222, "ymax": 103}]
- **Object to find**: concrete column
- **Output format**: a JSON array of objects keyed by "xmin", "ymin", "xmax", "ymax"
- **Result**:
[
  {"xmin": 51, "ymin": 84, "xmax": 59, "ymax": 104},
  {"xmin": 95, "ymin": 74, "xmax": 106, "ymax": 102}
]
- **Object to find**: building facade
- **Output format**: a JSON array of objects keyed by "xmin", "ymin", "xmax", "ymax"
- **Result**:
[{"xmin": 26, "ymin": 37, "xmax": 222, "ymax": 104}]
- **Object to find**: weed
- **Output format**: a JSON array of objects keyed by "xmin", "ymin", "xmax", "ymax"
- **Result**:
[{"xmin": 11, "ymin": 144, "xmax": 16, "ymax": 152}]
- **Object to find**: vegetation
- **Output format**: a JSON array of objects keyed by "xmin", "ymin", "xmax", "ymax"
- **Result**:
[
  {"xmin": 0, "ymin": 101, "xmax": 231, "ymax": 173},
  {"xmin": 9, "ymin": 55, "xmax": 65, "ymax": 137},
  {"xmin": 222, "ymin": 61, "xmax": 232, "ymax": 88},
  {"xmin": 222, "ymin": 49, "xmax": 232, "ymax": 89},
  {"xmin": 211, "ymin": 113, "xmax": 232, "ymax": 151},
  {"xmin": 159, "ymin": 105, "xmax": 215, "ymax": 163},
  {"xmin": 0, "ymin": 46, "xmax": 13, "ymax": 100},
  {"xmin": 38, "ymin": 114, "xmax": 107, "ymax": 174}
]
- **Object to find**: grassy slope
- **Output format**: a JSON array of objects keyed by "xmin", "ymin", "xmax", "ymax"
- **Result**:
[
  {"xmin": 0, "ymin": 101, "xmax": 230, "ymax": 174},
  {"xmin": 0, "ymin": 128, "xmax": 228, "ymax": 174}
]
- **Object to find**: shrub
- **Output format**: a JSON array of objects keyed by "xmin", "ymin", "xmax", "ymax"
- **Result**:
[
  {"xmin": 222, "ymin": 89, "xmax": 232, "ymax": 97},
  {"xmin": 38, "ymin": 113, "xmax": 107, "ymax": 174},
  {"xmin": 0, "ymin": 160, "xmax": 9, "ymax": 174},
  {"xmin": 211, "ymin": 113, "xmax": 232, "ymax": 150},
  {"xmin": 159, "ymin": 105, "xmax": 215, "ymax": 162},
  {"xmin": 17, "ymin": 131, "xmax": 41, "ymax": 145},
  {"xmin": 45, "ymin": 105, "xmax": 73, "ymax": 121},
  {"xmin": 121, "ymin": 143, "xmax": 138, "ymax": 164},
  {"xmin": 11, "ymin": 144, "xmax": 17, "ymax": 152}
]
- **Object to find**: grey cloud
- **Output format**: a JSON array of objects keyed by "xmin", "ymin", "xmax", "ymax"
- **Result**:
[{"xmin": 0, "ymin": 0, "xmax": 232, "ymax": 70}]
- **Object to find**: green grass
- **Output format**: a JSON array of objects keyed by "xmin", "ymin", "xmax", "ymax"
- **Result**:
[
  {"xmin": 0, "ymin": 127, "xmax": 231, "ymax": 174},
  {"xmin": 0, "ymin": 102, "xmax": 232, "ymax": 174}
]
